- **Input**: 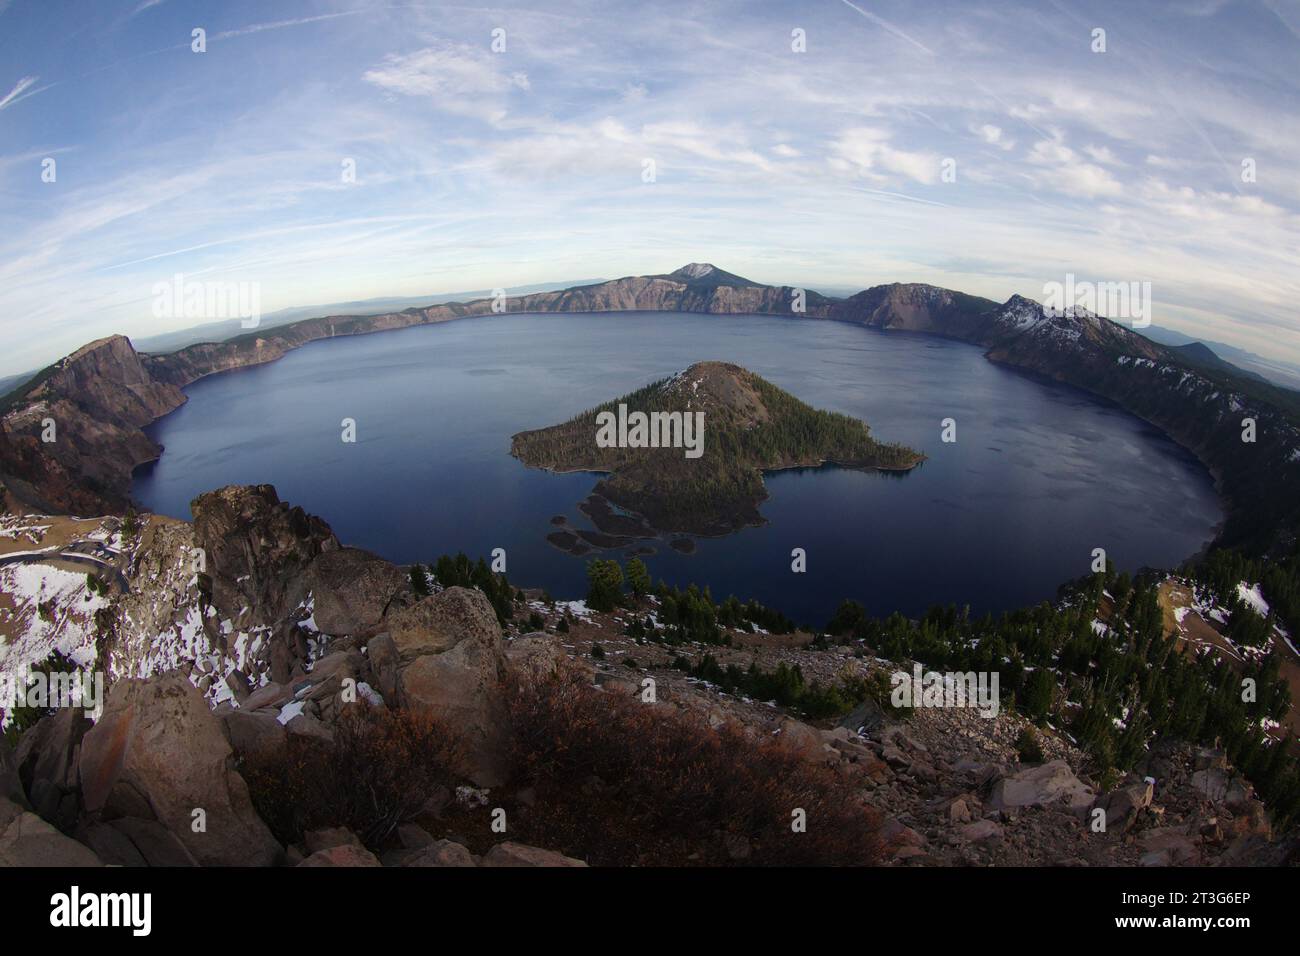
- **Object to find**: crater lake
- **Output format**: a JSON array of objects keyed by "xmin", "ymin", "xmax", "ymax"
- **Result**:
[{"xmin": 133, "ymin": 311, "xmax": 1222, "ymax": 626}]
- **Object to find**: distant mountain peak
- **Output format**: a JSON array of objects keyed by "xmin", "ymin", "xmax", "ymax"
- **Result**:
[
  {"xmin": 674, "ymin": 263, "xmax": 716, "ymax": 279},
  {"xmin": 665, "ymin": 263, "xmax": 760, "ymax": 288},
  {"xmin": 1003, "ymin": 293, "xmax": 1041, "ymax": 309}
]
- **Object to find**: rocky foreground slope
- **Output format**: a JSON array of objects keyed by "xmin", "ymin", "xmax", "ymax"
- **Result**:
[{"xmin": 1, "ymin": 485, "xmax": 1292, "ymax": 866}]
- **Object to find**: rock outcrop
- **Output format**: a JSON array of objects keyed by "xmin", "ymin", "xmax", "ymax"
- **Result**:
[
  {"xmin": 191, "ymin": 483, "xmax": 339, "ymax": 625},
  {"xmin": 388, "ymin": 586, "xmax": 503, "ymax": 662},
  {"xmin": 300, "ymin": 547, "xmax": 409, "ymax": 637},
  {"xmin": 298, "ymin": 844, "xmax": 382, "ymax": 867},
  {"xmin": 78, "ymin": 673, "xmax": 281, "ymax": 866},
  {"xmin": 988, "ymin": 760, "xmax": 1096, "ymax": 813},
  {"xmin": 13, "ymin": 708, "xmax": 91, "ymax": 831},
  {"xmin": 400, "ymin": 838, "xmax": 477, "ymax": 867},
  {"xmin": 0, "ymin": 739, "xmax": 24, "ymax": 808},
  {"xmin": 0, "ymin": 800, "xmax": 103, "ymax": 867},
  {"xmin": 395, "ymin": 587, "xmax": 510, "ymax": 786},
  {"xmin": 482, "ymin": 841, "xmax": 588, "ymax": 867}
]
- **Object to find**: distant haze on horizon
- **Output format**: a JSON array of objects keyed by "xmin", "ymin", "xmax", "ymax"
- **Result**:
[{"xmin": 1, "ymin": 0, "xmax": 1298, "ymax": 376}]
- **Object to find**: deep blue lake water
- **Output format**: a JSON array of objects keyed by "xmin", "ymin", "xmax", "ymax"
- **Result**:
[{"xmin": 134, "ymin": 312, "xmax": 1221, "ymax": 626}]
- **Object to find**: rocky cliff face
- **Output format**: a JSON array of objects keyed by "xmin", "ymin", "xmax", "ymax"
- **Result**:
[
  {"xmin": 977, "ymin": 296, "xmax": 1300, "ymax": 551},
  {"xmin": 142, "ymin": 311, "xmax": 444, "ymax": 387},
  {"xmin": 191, "ymin": 484, "xmax": 340, "ymax": 627},
  {"xmin": 0, "ymin": 426, "xmax": 107, "ymax": 515},
  {"xmin": 827, "ymin": 283, "xmax": 1001, "ymax": 342},
  {"xmin": 0, "ymin": 336, "xmax": 184, "ymax": 514},
  {"xmin": 36, "ymin": 335, "xmax": 184, "ymax": 426},
  {"xmin": 143, "ymin": 265, "xmax": 835, "ymax": 388},
  {"xmin": 823, "ymin": 286, "xmax": 1300, "ymax": 554}
]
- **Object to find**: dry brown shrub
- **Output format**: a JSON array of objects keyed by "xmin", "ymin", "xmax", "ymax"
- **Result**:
[
  {"xmin": 245, "ymin": 703, "xmax": 464, "ymax": 849},
  {"xmin": 502, "ymin": 667, "xmax": 885, "ymax": 866}
]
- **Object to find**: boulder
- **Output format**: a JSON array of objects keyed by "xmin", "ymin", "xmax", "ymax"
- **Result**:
[
  {"xmin": 223, "ymin": 670, "xmax": 252, "ymax": 704},
  {"xmin": 881, "ymin": 743, "xmax": 911, "ymax": 769},
  {"xmin": 988, "ymin": 760, "xmax": 1094, "ymax": 812},
  {"xmin": 270, "ymin": 632, "xmax": 296, "ymax": 685},
  {"xmin": 221, "ymin": 710, "xmax": 288, "ymax": 766},
  {"xmin": 397, "ymin": 596, "xmax": 509, "ymax": 787},
  {"xmin": 387, "ymin": 587, "xmax": 501, "ymax": 662},
  {"xmin": 366, "ymin": 633, "xmax": 399, "ymax": 702},
  {"xmin": 956, "ymin": 819, "xmax": 1003, "ymax": 843},
  {"xmin": 401, "ymin": 839, "xmax": 477, "ymax": 867},
  {"xmin": 298, "ymin": 844, "xmax": 381, "ymax": 867},
  {"xmin": 243, "ymin": 681, "xmax": 292, "ymax": 711},
  {"xmin": 396, "ymin": 823, "xmax": 434, "ymax": 849},
  {"xmin": 1194, "ymin": 747, "xmax": 1229, "ymax": 771},
  {"xmin": 307, "ymin": 650, "xmax": 362, "ymax": 685},
  {"xmin": 301, "ymin": 548, "xmax": 409, "ymax": 637},
  {"xmin": 481, "ymin": 841, "xmax": 587, "ymax": 867},
  {"xmin": 1139, "ymin": 828, "xmax": 1200, "ymax": 866},
  {"xmin": 0, "ymin": 801, "xmax": 102, "ymax": 867},
  {"xmin": 78, "ymin": 822, "xmax": 147, "ymax": 867},
  {"xmin": 858, "ymin": 752, "xmax": 893, "ymax": 784},
  {"xmin": 0, "ymin": 736, "xmax": 28, "ymax": 809},
  {"xmin": 14, "ymin": 708, "xmax": 91, "ymax": 829},
  {"xmin": 506, "ymin": 635, "xmax": 568, "ymax": 683},
  {"xmin": 1191, "ymin": 767, "xmax": 1228, "ymax": 801},
  {"xmin": 1190, "ymin": 767, "xmax": 1252, "ymax": 805},
  {"xmin": 78, "ymin": 673, "xmax": 281, "ymax": 866},
  {"xmin": 294, "ymin": 651, "xmax": 363, "ymax": 714},
  {"xmin": 0, "ymin": 794, "xmax": 23, "ymax": 830},
  {"xmin": 948, "ymin": 797, "xmax": 973, "ymax": 824},
  {"xmin": 1224, "ymin": 799, "xmax": 1271, "ymax": 840},
  {"xmin": 303, "ymin": 827, "xmax": 363, "ymax": 854},
  {"xmin": 827, "ymin": 733, "xmax": 877, "ymax": 761},
  {"xmin": 1103, "ymin": 780, "xmax": 1153, "ymax": 832},
  {"xmin": 880, "ymin": 817, "xmax": 926, "ymax": 856},
  {"xmin": 837, "ymin": 699, "xmax": 886, "ymax": 737},
  {"xmin": 285, "ymin": 712, "xmax": 334, "ymax": 747},
  {"xmin": 779, "ymin": 718, "xmax": 836, "ymax": 765},
  {"xmin": 105, "ymin": 817, "xmax": 200, "ymax": 866},
  {"xmin": 883, "ymin": 725, "xmax": 929, "ymax": 754}
]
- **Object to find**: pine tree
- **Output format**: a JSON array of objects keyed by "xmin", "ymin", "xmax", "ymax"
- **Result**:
[
  {"xmin": 626, "ymin": 558, "xmax": 651, "ymax": 598},
  {"xmin": 586, "ymin": 559, "xmax": 624, "ymax": 612}
]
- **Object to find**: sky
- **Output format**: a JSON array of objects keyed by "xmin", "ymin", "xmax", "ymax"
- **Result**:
[{"xmin": 0, "ymin": 0, "xmax": 1298, "ymax": 376}]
